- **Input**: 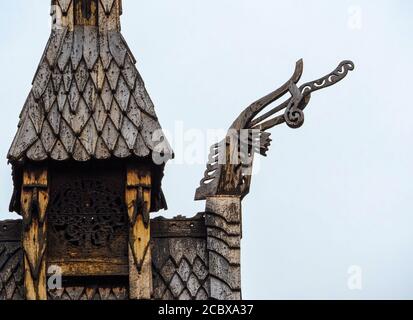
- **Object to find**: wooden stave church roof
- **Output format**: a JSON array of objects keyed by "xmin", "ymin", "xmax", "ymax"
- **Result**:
[{"xmin": 7, "ymin": 0, "xmax": 172, "ymax": 164}]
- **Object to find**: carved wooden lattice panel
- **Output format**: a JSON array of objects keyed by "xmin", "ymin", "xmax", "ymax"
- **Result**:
[
  {"xmin": 48, "ymin": 177, "xmax": 126, "ymax": 253},
  {"xmin": 47, "ymin": 166, "xmax": 129, "ymax": 277}
]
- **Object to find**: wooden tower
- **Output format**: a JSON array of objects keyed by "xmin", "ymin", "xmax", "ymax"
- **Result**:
[{"xmin": 7, "ymin": 0, "xmax": 172, "ymax": 300}]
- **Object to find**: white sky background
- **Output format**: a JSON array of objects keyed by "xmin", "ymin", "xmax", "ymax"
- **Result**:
[{"xmin": 0, "ymin": 0, "xmax": 412, "ymax": 299}]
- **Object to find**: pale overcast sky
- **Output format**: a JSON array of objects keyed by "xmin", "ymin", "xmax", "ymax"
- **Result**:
[{"xmin": 0, "ymin": 0, "xmax": 412, "ymax": 299}]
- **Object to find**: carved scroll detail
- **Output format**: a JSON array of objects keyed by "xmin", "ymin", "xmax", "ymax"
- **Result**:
[
  {"xmin": 284, "ymin": 81, "xmax": 305, "ymax": 129},
  {"xmin": 125, "ymin": 166, "xmax": 152, "ymax": 299},
  {"xmin": 21, "ymin": 168, "xmax": 49, "ymax": 300},
  {"xmin": 284, "ymin": 60, "xmax": 355, "ymax": 129},
  {"xmin": 300, "ymin": 60, "xmax": 355, "ymax": 95}
]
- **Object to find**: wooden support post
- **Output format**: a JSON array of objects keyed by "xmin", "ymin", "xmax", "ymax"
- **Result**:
[
  {"xmin": 205, "ymin": 196, "xmax": 242, "ymax": 300},
  {"xmin": 125, "ymin": 166, "xmax": 152, "ymax": 299},
  {"xmin": 21, "ymin": 167, "xmax": 49, "ymax": 300}
]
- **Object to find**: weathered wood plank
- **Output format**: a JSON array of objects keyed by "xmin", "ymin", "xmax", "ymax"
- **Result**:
[
  {"xmin": 107, "ymin": 60, "xmax": 121, "ymax": 91},
  {"xmin": 32, "ymin": 61, "xmax": 51, "ymax": 100},
  {"xmin": 101, "ymin": 118, "xmax": 119, "ymax": 151},
  {"xmin": 58, "ymin": 0, "xmax": 73, "ymax": 14},
  {"xmin": 83, "ymin": 78, "xmax": 97, "ymax": 111},
  {"xmin": 95, "ymin": 136, "xmax": 111, "ymax": 159},
  {"xmin": 133, "ymin": 133, "xmax": 150, "ymax": 158},
  {"xmin": 57, "ymin": 32, "xmax": 73, "ymax": 71},
  {"xmin": 51, "ymin": 140, "xmax": 69, "ymax": 161},
  {"xmin": 126, "ymin": 166, "xmax": 152, "ymax": 300},
  {"xmin": 99, "ymin": 31, "xmax": 112, "ymax": 70},
  {"xmin": 21, "ymin": 168, "xmax": 49, "ymax": 300},
  {"xmin": 100, "ymin": 77, "xmax": 113, "ymax": 111},
  {"xmin": 79, "ymin": 118, "xmax": 98, "ymax": 155},
  {"xmin": 122, "ymin": 55, "xmax": 137, "ymax": 89},
  {"xmin": 71, "ymin": 26, "xmax": 84, "ymax": 70},
  {"xmin": 83, "ymin": 26, "xmax": 99, "ymax": 70},
  {"xmin": 151, "ymin": 215, "xmax": 206, "ymax": 239},
  {"xmin": 92, "ymin": 97, "xmax": 108, "ymax": 132},
  {"xmin": 90, "ymin": 59, "xmax": 105, "ymax": 92},
  {"xmin": 100, "ymin": 0, "xmax": 116, "ymax": 15},
  {"xmin": 127, "ymin": 97, "xmax": 142, "ymax": 128},
  {"xmin": 115, "ymin": 76, "xmax": 131, "ymax": 112},
  {"xmin": 0, "ymin": 220, "xmax": 22, "ymax": 242},
  {"xmin": 73, "ymin": 0, "xmax": 98, "ymax": 26},
  {"xmin": 27, "ymin": 140, "xmax": 47, "ymax": 161},
  {"xmin": 74, "ymin": 60, "xmax": 88, "ymax": 93},
  {"xmin": 73, "ymin": 139, "xmax": 91, "ymax": 161},
  {"xmin": 109, "ymin": 31, "xmax": 127, "ymax": 67},
  {"xmin": 42, "ymin": 82, "xmax": 57, "ymax": 113},
  {"xmin": 59, "ymin": 117, "xmax": 77, "ymax": 154},
  {"xmin": 113, "ymin": 135, "xmax": 130, "ymax": 158},
  {"xmin": 8, "ymin": 118, "xmax": 38, "ymax": 161},
  {"xmin": 109, "ymin": 99, "xmax": 123, "ymax": 130},
  {"xmin": 47, "ymin": 259, "xmax": 128, "ymax": 277},
  {"xmin": 46, "ymin": 28, "xmax": 67, "ymax": 67}
]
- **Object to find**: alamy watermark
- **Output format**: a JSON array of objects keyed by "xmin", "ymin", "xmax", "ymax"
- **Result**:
[
  {"xmin": 348, "ymin": 5, "xmax": 363, "ymax": 30},
  {"xmin": 151, "ymin": 121, "xmax": 265, "ymax": 174},
  {"xmin": 47, "ymin": 265, "xmax": 62, "ymax": 290},
  {"xmin": 347, "ymin": 265, "xmax": 363, "ymax": 290}
]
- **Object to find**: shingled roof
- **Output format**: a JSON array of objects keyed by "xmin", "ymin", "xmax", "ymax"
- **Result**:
[{"xmin": 8, "ymin": 0, "xmax": 172, "ymax": 163}]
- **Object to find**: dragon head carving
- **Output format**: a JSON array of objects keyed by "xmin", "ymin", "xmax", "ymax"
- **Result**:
[{"xmin": 195, "ymin": 59, "xmax": 354, "ymax": 201}]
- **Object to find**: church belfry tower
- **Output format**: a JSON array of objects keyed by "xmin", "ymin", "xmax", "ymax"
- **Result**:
[{"xmin": 7, "ymin": 0, "xmax": 172, "ymax": 300}]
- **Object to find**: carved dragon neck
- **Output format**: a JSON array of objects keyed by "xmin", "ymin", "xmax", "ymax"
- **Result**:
[{"xmin": 195, "ymin": 60, "xmax": 354, "ymax": 201}]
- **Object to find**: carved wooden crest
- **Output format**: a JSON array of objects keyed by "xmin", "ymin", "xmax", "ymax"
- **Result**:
[{"xmin": 195, "ymin": 60, "xmax": 354, "ymax": 200}]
